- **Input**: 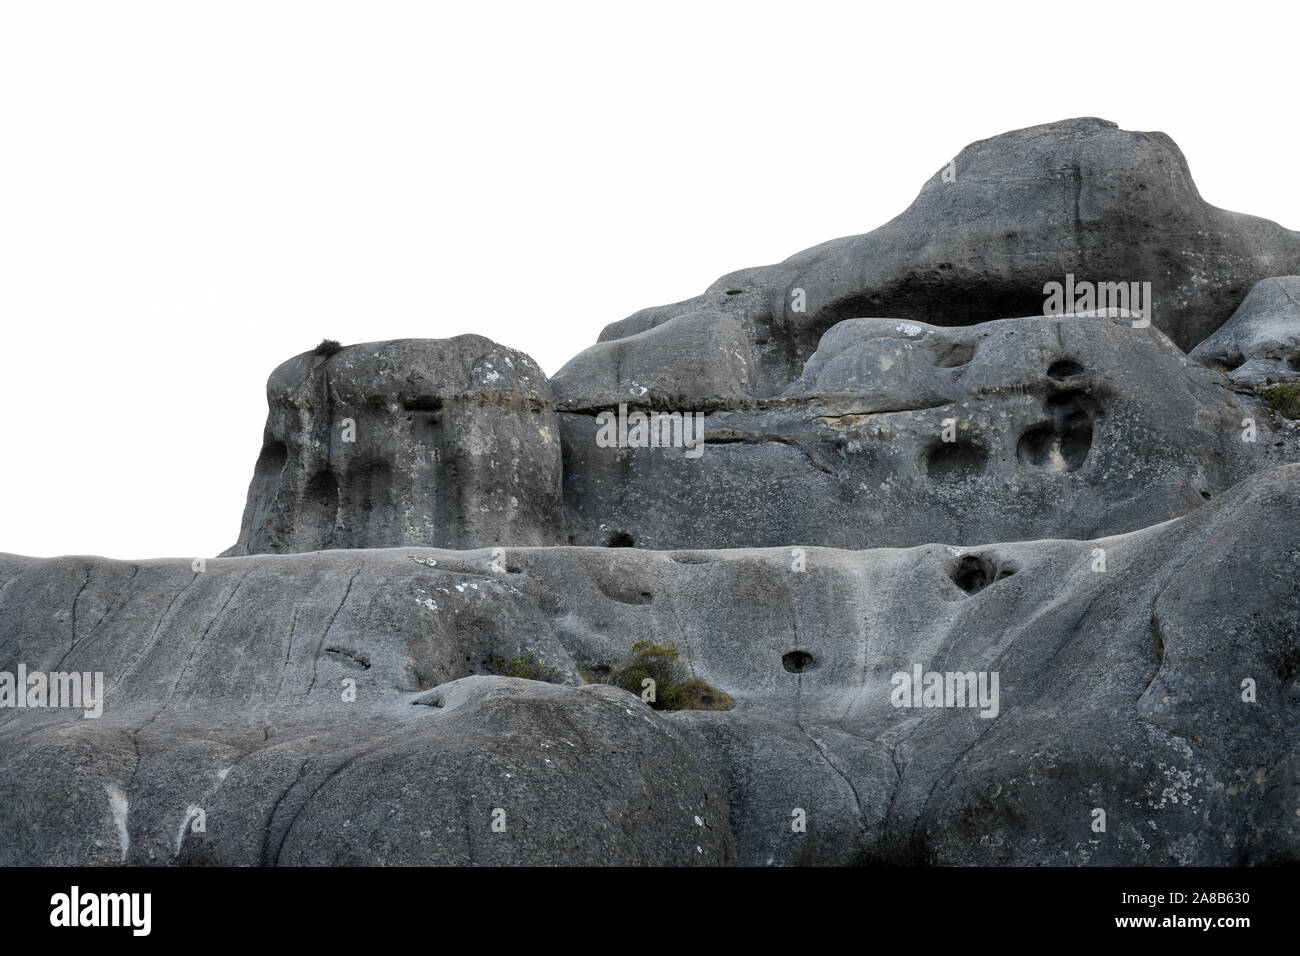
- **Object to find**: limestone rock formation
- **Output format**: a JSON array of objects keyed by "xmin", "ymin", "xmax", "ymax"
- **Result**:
[
  {"xmin": 224, "ymin": 336, "xmax": 567, "ymax": 555},
  {"xmin": 1190, "ymin": 276, "xmax": 1300, "ymax": 384},
  {"xmin": 558, "ymin": 313, "xmax": 1298, "ymax": 549},
  {"xmin": 0, "ymin": 544, "xmax": 732, "ymax": 865},
  {"xmin": 1, "ymin": 463, "xmax": 1296, "ymax": 865},
  {"xmin": 582, "ymin": 117, "xmax": 1300, "ymax": 400},
  {"xmin": 3, "ymin": 118, "xmax": 1299, "ymax": 867}
]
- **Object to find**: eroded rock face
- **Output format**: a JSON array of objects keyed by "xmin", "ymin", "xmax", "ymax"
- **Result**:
[
  {"xmin": 228, "ymin": 123, "xmax": 1300, "ymax": 556},
  {"xmin": 2, "ymin": 463, "xmax": 1296, "ymax": 865},
  {"xmin": 5, "ymin": 118, "xmax": 1299, "ymax": 868},
  {"xmin": 577, "ymin": 118, "xmax": 1300, "ymax": 399},
  {"xmin": 224, "ymin": 336, "xmax": 567, "ymax": 555},
  {"xmin": 0, "ymin": 545, "xmax": 733, "ymax": 865},
  {"xmin": 557, "ymin": 314, "xmax": 1298, "ymax": 550},
  {"xmin": 551, "ymin": 310, "xmax": 758, "ymax": 411},
  {"xmin": 1190, "ymin": 276, "xmax": 1300, "ymax": 384}
]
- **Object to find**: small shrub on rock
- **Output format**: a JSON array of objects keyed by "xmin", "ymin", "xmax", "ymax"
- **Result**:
[
  {"xmin": 608, "ymin": 640, "xmax": 732, "ymax": 711},
  {"xmin": 1262, "ymin": 382, "xmax": 1300, "ymax": 419},
  {"xmin": 488, "ymin": 652, "xmax": 560, "ymax": 683}
]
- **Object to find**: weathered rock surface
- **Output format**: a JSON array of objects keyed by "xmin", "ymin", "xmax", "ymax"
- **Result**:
[
  {"xmin": 1190, "ymin": 276, "xmax": 1300, "ymax": 384},
  {"xmin": 546, "ymin": 119, "xmax": 1300, "ymax": 552},
  {"xmin": 558, "ymin": 313, "xmax": 1299, "ymax": 550},
  {"xmin": 226, "ymin": 121, "xmax": 1300, "ymax": 556},
  {"xmin": 0, "ymin": 540, "xmax": 733, "ymax": 864},
  {"xmin": 6, "ymin": 118, "xmax": 1299, "ymax": 867},
  {"xmin": 3, "ymin": 463, "xmax": 1296, "ymax": 865},
  {"xmin": 224, "ymin": 336, "xmax": 567, "ymax": 556},
  {"xmin": 574, "ymin": 117, "xmax": 1300, "ymax": 401}
]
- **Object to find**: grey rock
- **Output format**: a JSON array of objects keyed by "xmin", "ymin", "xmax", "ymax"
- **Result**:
[
  {"xmin": 558, "ymin": 313, "xmax": 1298, "ymax": 550},
  {"xmin": 552, "ymin": 310, "xmax": 758, "ymax": 412},
  {"xmin": 6, "ymin": 117, "xmax": 1300, "ymax": 869},
  {"xmin": 0, "ymin": 544, "xmax": 732, "ymax": 864},
  {"xmin": 563, "ymin": 118, "xmax": 1300, "ymax": 404},
  {"xmin": 224, "ymin": 336, "xmax": 567, "ymax": 555},
  {"xmin": 2, "ymin": 462, "xmax": 1296, "ymax": 864},
  {"xmin": 1190, "ymin": 276, "xmax": 1300, "ymax": 384}
]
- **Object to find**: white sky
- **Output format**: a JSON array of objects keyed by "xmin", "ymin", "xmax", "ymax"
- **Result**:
[{"xmin": 2, "ymin": 0, "xmax": 1297, "ymax": 560}]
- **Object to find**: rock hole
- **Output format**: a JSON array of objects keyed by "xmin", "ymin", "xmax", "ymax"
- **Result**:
[
  {"xmin": 814, "ymin": 287, "xmax": 1048, "ymax": 335},
  {"xmin": 1200, "ymin": 489, "xmax": 1212, "ymax": 500},
  {"xmin": 934, "ymin": 342, "xmax": 976, "ymax": 368},
  {"xmin": 924, "ymin": 441, "xmax": 988, "ymax": 482},
  {"xmin": 1016, "ymin": 424, "xmax": 1055, "ymax": 467},
  {"xmin": 782, "ymin": 650, "xmax": 815, "ymax": 673},
  {"xmin": 1018, "ymin": 389, "xmax": 1096, "ymax": 472},
  {"xmin": 1017, "ymin": 420, "xmax": 1093, "ymax": 471},
  {"xmin": 595, "ymin": 574, "xmax": 655, "ymax": 605},
  {"xmin": 1047, "ymin": 358, "xmax": 1084, "ymax": 379},
  {"xmin": 1058, "ymin": 415, "xmax": 1093, "ymax": 470},
  {"xmin": 951, "ymin": 555, "xmax": 1016, "ymax": 596},
  {"xmin": 952, "ymin": 556, "xmax": 993, "ymax": 594},
  {"xmin": 404, "ymin": 396, "xmax": 443, "ymax": 412},
  {"xmin": 725, "ymin": 289, "xmax": 744, "ymax": 295},
  {"xmin": 607, "ymin": 532, "xmax": 635, "ymax": 548}
]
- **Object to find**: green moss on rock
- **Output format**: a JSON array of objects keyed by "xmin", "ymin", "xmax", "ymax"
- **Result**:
[{"xmin": 1262, "ymin": 382, "xmax": 1300, "ymax": 419}]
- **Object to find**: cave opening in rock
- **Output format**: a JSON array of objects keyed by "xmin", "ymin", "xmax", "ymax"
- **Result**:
[{"xmin": 782, "ymin": 650, "xmax": 815, "ymax": 673}]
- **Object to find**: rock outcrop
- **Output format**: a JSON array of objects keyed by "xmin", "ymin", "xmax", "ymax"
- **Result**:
[
  {"xmin": 583, "ymin": 117, "xmax": 1300, "ymax": 398},
  {"xmin": 3, "ymin": 118, "xmax": 1299, "ymax": 866},
  {"xmin": 1, "ymin": 463, "xmax": 1296, "ymax": 865},
  {"xmin": 224, "ymin": 336, "xmax": 567, "ymax": 555},
  {"xmin": 557, "ymin": 312, "xmax": 1299, "ymax": 550},
  {"xmin": 1190, "ymin": 276, "xmax": 1300, "ymax": 385}
]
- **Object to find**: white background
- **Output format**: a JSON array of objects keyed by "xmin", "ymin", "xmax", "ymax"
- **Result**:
[{"xmin": 2, "ymin": 0, "xmax": 1296, "ymax": 559}]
